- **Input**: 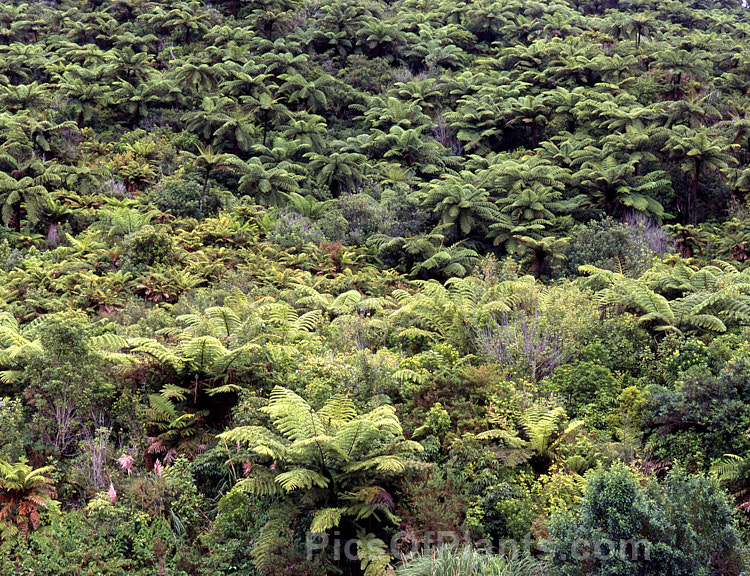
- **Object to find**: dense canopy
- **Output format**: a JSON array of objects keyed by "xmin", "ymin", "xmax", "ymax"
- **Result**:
[{"xmin": 1, "ymin": 0, "xmax": 750, "ymax": 574}]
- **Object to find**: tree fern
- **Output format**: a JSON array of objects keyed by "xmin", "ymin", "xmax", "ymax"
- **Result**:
[
  {"xmin": 218, "ymin": 385, "xmax": 421, "ymax": 571},
  {"xmin": 310, "ymin": 507, "xmax": 345, "ymax": 532},
  {"xmin": 712, "ymin": 454, "xmax": 745, "ymax": 482},
  {"xmin": 588, "ymin": 262, "xmax": 750, "ymax": 335},
  {"xmin": 181, "ymin": 336, "xmax": 227, "ymax": 374},
  {"xmin": 128, "ymin": 338, "xmax": 185, "ymax": 374}
]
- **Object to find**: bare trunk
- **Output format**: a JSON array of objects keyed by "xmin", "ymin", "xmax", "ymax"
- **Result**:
[{"xmin": 47, "ymin": 222, "xmax": 58, "ymax": 245}]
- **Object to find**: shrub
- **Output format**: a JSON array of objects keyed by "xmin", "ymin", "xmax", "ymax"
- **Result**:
[
  {"xmin": 566, "ymin": 217, "xmax": 667, "ymax": 277},
  {"xmin": 337, "ymin": 55, "xmax": 394, "ymax": 94},
  {"xmin": 548, "ymin": 357, "xmax": 622, "ymax": 429},
  {"xmin": 265, "ymin": 210, "xmax": 325, "ymax": 247},
  {"xmin": 641, "ymin": 348, "xmax": 750, "ymax": 466},
  {"xmin": 318, "ymin": 193, "xmax": 395, "ymax": 245},
  {"xmin": 147, "ymin": 175, "xmax": 207, "ymax": 219},
  {"xmin": 549, "ymin": 463, "xmax": 743, "ymax": 576},
  {"xmin": 125, "ymin": 224, "xmax": 176, "ymax": 268},
  {"xmin": 198, "ymin": 490, "xmax": 264, "ymax": 576}
]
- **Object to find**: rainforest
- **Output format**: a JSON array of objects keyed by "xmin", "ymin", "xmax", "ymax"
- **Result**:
[{"xmin": 2, "ymin": 0, "xmax": 750, "ymax": 574}]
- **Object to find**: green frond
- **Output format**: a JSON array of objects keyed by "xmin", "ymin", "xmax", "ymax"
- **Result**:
[
  {"xmin": 0, "ymin": 313, "xmax": 19, "ymax": 332},
  {"xmin": 233, "ymin": 469, "xmax": 284, "ymax": 497},
  {"xmin": 626, "ymin": 281, "xmax": 675, "ymax": 323},
  {"xmin": 344, "ymin": 455, "xmax": 409, "ymax": 474},
  {"xmin": 218, "ymin": 425, "xmax": 289, "ymax": 459},
  {"xmin": 391, "ymin": 289, "xmax": 413, "ymax": 303},
  {"xmin": 292, "ymin": 309, "xmax": 323, "ymax": 332},
  {"xmin": 392, "ymin": 368, "xmax": 427, "ymax": 386},
  {"xmin": 682, "ymin": 313, "xmax": 726, "ymax": 333},
  {"xmin": 318, "ymin": 394, "xmax": 357, "ymax": 429},
  {"xmin": 146, "ymin": 394, "xmax": 178, "ymax": 423},
  {"xmin": 476, "ymin": 428, "xmax": 528, "ymax": 448},
  {"xmin": 310, "ymin": 507, "xmax": 345, "ymax": 532},
  {"xmin": 263, "ymin": 386, "xmax": 325, "ymax": 442},
  {"xmin": 181, "ymin": 336, "xmax": 228, "ymax": 373},
  {"xmin": 0, "ymin": 370, "xmax": 23, "ymax": 384},
  {"xmin": 212, "ymin": 342, "xmax": 261, "ymax": 374},
  {"xmin": 160, "ymin": 384, "xmax": 190, "ymax": 401},
  {"xmin": 128, "ymin": 338, "xmax": 185, "ymax": 373},
  {"xmin": 205, "ymin": 306, "xmax": 242, "ymax": 336},
  {"xmin": 260, "ymin": 302, "xmax": 299, "ymax": 326},
  {"xmin": 90, "ymin": 333, "xmax": 128, "ymax": 350},
  {"xmin": 331, "ymin": 290, "xmax": 363, "ymax": 315},
  {"xmin": 0, "ymin": 326, "xmax": 36, "ymax": 349},
  {"xmin": 275, "ymin": 468, "xmax": 329, "ymax": 491},
  {"xmin": 206, "ymin": 383, "xmax": 244, "ymax": 396},
  {"xmin": 711, "ymin": 454, "xmax": 745, "ymax": 482}
]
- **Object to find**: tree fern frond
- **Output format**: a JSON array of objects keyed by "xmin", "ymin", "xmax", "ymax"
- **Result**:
[
  {"xmin": 89, "ymin": 333, "xmax": 128, "ymax": 350},
  {"xmin": 310, "ymin": 507, "xmax": 344, "ymax": 532},
  {"xmin": 205, "ymin": 306, "xmax": 242, "ymax": 336},
  {"xmin": 711, "ymin": 454, "xmax": 745, "ymax": 482},
  {"xmin": 392, "ymin": 368, "xmax": 427, "ymax": 386},
  {"xmin": 160, "ymin": 384, "xmax": 190, "ymax": 401},
  {"xmin": 292, "ymin": 309, "xmax": 323, "ymax": 332},
  {"xmin": 318, "ymin": 394, "xmax": 357, "ymax": 429},
  {"xmin": 275, "ymin": 468, "xmax": 329, "ymax": 491}
]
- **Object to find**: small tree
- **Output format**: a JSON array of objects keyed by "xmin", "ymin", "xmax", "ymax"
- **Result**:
[
  {"xmin": 549, "ymin": 463, "xmax": 744, "ymax": 576},
  {"xmin": 0, "ymin": 458, "xmax": 56, "ymax": 540},
  {"xmin": 218, "ymin": 386, "xmax": 423, "ymax": 574}
]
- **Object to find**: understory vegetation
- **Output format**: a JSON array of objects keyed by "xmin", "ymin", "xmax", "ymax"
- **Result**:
[{"xmin": 3, "ymin": 0, "xmax": 750, "ymax": 574}]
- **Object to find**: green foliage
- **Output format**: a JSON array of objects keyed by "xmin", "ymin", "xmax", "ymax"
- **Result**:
[
  {"xmin": 219, "ymin": 385, "xmax": 423, "ymax": 573},
  {"xmin": 0, "ymin": 457, "xmax": 57, "ymax": 539},
  {"xmin": 584, "ymin": 260, "xmax": 750, "ymax": 336},
  {"xmin": 549, "ymin": 463, "xmax": 744, "ymax": 576},
  {"xmin": 567, "ymin": 217, "xmax": 664, "ymax": 277},
  {"xmin": 5, "ymin": 0, "xmax": 750, "ymax": 570},
  {"xmin": 397, "ymin": 545, "xmax": 545, "ymax": 576},
  {"xmin": 198, "ymin": 489, "xmax": 264, "ymax": 575},
  {"xmin": 549, "ymin": 359, "xmax": 622, "ymax": 429},
  {"xmin": 125, "ymin": 224, "xmax": 176, "ymax": 269},
  {"xmin": 640, "ymin": 346, "xmax": 750, "ymax": 467},
  {"xmin": 147, "ymin": 176, "xmax": 207, "ymax": 219},
  {"xmin": 0, "ymin": 398, "xmax": 24, "ymax": 461}
]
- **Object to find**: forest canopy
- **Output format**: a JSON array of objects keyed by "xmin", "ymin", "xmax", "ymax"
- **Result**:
[{"xmin": 1, "ymin": 0, "xmax": 750, "ymax": 574}]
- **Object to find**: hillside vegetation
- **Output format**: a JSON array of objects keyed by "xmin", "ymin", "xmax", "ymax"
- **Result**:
[{"xmin": 2, "ymin": 0, "xmax": 750, "ymax": 574}]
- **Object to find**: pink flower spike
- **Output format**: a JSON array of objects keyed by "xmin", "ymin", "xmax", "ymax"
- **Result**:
[
  {"xmin": 117, "ymin": 454, "xmax": 134, "ymax": 475},
  {"xmin": 108, "ymin": 482, "xmax": 117, "ymax": 504},
  {"xmin": 269, "ymin": 463, "xmax": 276, "ymax": 471},
  {"xmin": 154, "ymin": 459, "xmax": 163, "ymax": 476}
]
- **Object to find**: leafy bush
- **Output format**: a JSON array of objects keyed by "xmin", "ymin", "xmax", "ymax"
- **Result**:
[
  {"xmin": 148, "ymin": 175, "xmax": 210, "ymax": 219},
  {"xmin": 566, "ymin": 217, "xmax": 667, "ymax": 277},
  {"xmin": 125, "ymin": 224, "xmax": 176, "ymax": 268},
  {"xmin": 318, "ymin": 193, "xmax": 396, "ymax": 245},
  {"xmin": 266, "ymin": 210, "xmax": 326, "ymax": 247},
  {"xmin": 549, "ymin": 463, "xmax": 743, "ymax": 576},
  {"xmin": 642, "ymin": 348, "xmax": 750, "ymax": 466},
  {"xmin": 548, "ymin": 357, "xmax": 622, "ymax": 429},
  {"xmin": 198, "ymin": 490, "xmax": 264, "ymax": 576}
]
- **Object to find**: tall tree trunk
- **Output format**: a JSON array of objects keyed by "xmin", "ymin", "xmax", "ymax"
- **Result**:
[
  {"xmin": 692, "ymin": 162, "xmax": 701, "ymax": 225},
  {"xmin": 11, "ymin": 203, "xmax": 21, "ymax": 232},
  {"xmin": 200, "ymin": 170, "xmax": 210, "ymax": 218},
  {"xmin": 47, "ymin": 222, "xmax": 58, "ymax": 245}
]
